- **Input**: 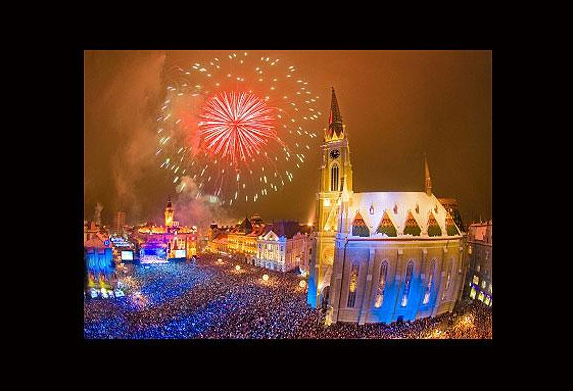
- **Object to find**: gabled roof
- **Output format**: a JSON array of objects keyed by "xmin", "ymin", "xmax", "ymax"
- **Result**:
[
  {"xmin": 212, "ymin": 232, "xmax": 228, "ymax": 244},
  {"xmin": 347, "ymin": 192, "xmax": 463, "ymax": 237},
  {"xmin": 237, "ymin": 216, "xmax": 253, "ymax": 233},
  {"xmin": 248, "ymin": 224, "xmax": 265, "ymax": 237},
  {"xmin": 262, "ymin": 221, "xmax": 303, "ymax": 240},
  {"xmin": 260, "ymin": 230, "xmax": 280, "ymax": 241}
]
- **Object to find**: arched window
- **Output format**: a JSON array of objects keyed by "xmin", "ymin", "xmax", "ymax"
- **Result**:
[
  {"xmin": 442, "ymin": 260, "xmax": 453, "ymax": 301},
  {"xmin": 330, "ymin": 164, "xmax": 339, "ymax": 191},
  {"xmin": 347, "ymin": 262, "xmax": 359, "ymax": 308},
  {"xmin": 374, "ymin": 261, "xmax": 388, "ymax": 308},
  {"xmin": 401, "ymin": 261, "xmax": 414, "ymax": 307},
  {"xmin": 423, "ymin": 259, "xmax": 436, "ymax": 304}
]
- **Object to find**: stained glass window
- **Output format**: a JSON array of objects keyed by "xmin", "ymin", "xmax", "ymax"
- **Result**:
[
  {"xmin": 401, "ymin": 261, "xmax": 414, "ymax": 307},
  {"xmin": 347, "ymin": 262, "xmax": 359, "ymax": 307},
  {"xmin": 442, "ymin": 260, "xmax": 453, "ymax": 301},
  {"xmin": 374, "ymin": 261, "xmax": 388, "ymax": 308},
  {"xmin": 423, "ymin": 259, "xmax": 436, "ymax": 304}
]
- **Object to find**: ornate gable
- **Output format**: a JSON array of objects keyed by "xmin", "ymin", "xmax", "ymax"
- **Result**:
[
  {"xmin": 262, "ymin": 230, "xmax": 280, "ymax": 241},
  {"xmin": 403, "ymin": 210, "xmax": 421, "ymax": 236},
  {"xmin": 427, "ymin": 212, "xmax": 442, "ymax": 237},
  {"xmin": 445, "ymin": 212, "xmax": 460, "ymax": 236},
  {"xmin": 351, "ymin": 211, "xmax": 370, "ymax": 237},
  {"xmin": 376, "ymin": 210, "xmax": 397, "ymax": 237}
]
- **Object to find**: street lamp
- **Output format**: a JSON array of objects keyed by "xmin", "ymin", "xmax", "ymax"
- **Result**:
[{"xmin": 262, "ymin": 274, "xmax": 269, "ymax": 281}]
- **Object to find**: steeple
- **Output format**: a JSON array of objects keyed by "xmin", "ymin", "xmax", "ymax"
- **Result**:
[
  {"xmin": 165, "ymin": 195, "xmax": 174, "ymax": 228},
  {"xmin": 424, "ymin": 154, "xmax": 432, "ymax": 196},
  {"xmin": 326, "ymin": 87, "xmax": 344, "ymax": 142},
  {"xmin": 238, "ymin": 215, "xmax": 253, "ymax": 234}
]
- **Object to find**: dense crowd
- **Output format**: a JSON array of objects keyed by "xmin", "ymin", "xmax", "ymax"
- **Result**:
[{"xmin": 84, "ymin": 254, "xmax": 492, "ymax": 339}]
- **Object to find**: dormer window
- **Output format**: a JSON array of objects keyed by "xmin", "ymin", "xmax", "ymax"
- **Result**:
[
  {"xmin": 393, "ymin": 204, "xmax": 398, "ymax": 214},
  {"xmin": 369, "ymin": 205, "xmax": 375, "ymax": 215}
]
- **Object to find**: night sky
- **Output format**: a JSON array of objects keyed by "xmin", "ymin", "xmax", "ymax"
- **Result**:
[{"xmin": 84, "ymin": 50, "xmax": 491, "ymax": 227}]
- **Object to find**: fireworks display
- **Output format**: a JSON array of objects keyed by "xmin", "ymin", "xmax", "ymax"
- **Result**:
[{"xmin": 157, "ymin": 51, "xmax": 322, "ymax": 206}]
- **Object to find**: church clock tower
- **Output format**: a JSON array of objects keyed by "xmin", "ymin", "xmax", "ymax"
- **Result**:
[{"xmin": 307, "ymin": 88, "xmax": 353, "ymax": 308}]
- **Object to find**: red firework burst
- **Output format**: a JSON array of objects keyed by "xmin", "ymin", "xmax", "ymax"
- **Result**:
[{"xmin": 199, "ymin": 91, "xmax": 277, "ymax": 166}]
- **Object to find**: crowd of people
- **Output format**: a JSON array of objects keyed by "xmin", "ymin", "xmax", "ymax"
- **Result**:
[{"xmin": 84, "ymin": 254, "xmax": 492, "ymax": 339}]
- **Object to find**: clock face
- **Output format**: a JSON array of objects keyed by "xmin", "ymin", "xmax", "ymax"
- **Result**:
[{"xmin": 330, "ymin": 149, "xmax": 340, "ymax": 159}]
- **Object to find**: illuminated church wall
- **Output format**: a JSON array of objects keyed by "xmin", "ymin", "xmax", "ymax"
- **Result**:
[{"xmin": 330, "ymin": 240, "xmax": 464, "ymax": 324}]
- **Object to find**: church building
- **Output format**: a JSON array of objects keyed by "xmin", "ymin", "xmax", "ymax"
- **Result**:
[{"xmin": 307, "ymin": 88, "xmax": 467, "ymax": 325}]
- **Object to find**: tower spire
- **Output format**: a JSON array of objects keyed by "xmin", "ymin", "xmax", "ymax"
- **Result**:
[
  {"xmin": 165, "ymin": 194, "xmax": 174, "ymax": 228},
  {"xmin": 326, "ymin": 87, "xmax": 344, "ymax": 141},
  {"xmin": 424, "ymin": 154, "xmax": 432, "ymax": 196}
]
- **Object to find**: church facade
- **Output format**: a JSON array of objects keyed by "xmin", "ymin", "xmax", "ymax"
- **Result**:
[{"xmin": 307, "ymin": 89, "xmax": 467, "ymax": 325}]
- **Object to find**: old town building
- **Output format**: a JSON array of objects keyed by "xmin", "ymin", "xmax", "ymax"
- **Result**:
[
  {"xmin": 464, "ymin": 221, "xmax": 492, "ymax": 306},
  {"xmin": 255, "ymin": 221, "xmax": 311, "ymax": 272}
]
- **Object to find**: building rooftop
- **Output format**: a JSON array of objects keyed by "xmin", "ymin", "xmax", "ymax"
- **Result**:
[{"xmin": 346, "ymin": 191, "xmax": 462, "ymax": 237}]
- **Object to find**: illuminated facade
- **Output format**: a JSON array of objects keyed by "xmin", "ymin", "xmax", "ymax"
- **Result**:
[
  {"xmin": 210, "ymin": 233, "xmax": 229, "ymax": 253},
  {"xmin": 207, "ymin": 221, "xmax": 230, "ymax": 253},
  {"xmin": 464, "ymin": 221, "xmax": 492, "ymax": 306},
  {"xmin": 227, "ymin": 216, "xmax": 265, "ymax": 262},
  {"xmin": 137, "ymin": 197, "xmax": 197, "ymax": 261},
  {"xmin": 308, "ymin": 88, "xmax": 466, "ymax": 325},
  {"xmin": 85, "ymin": 236, "xmax": 115, "ymax": 289},
  {"xmin": 255, "ymin": 221, "xmax": 310, "ymax": 272}
]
